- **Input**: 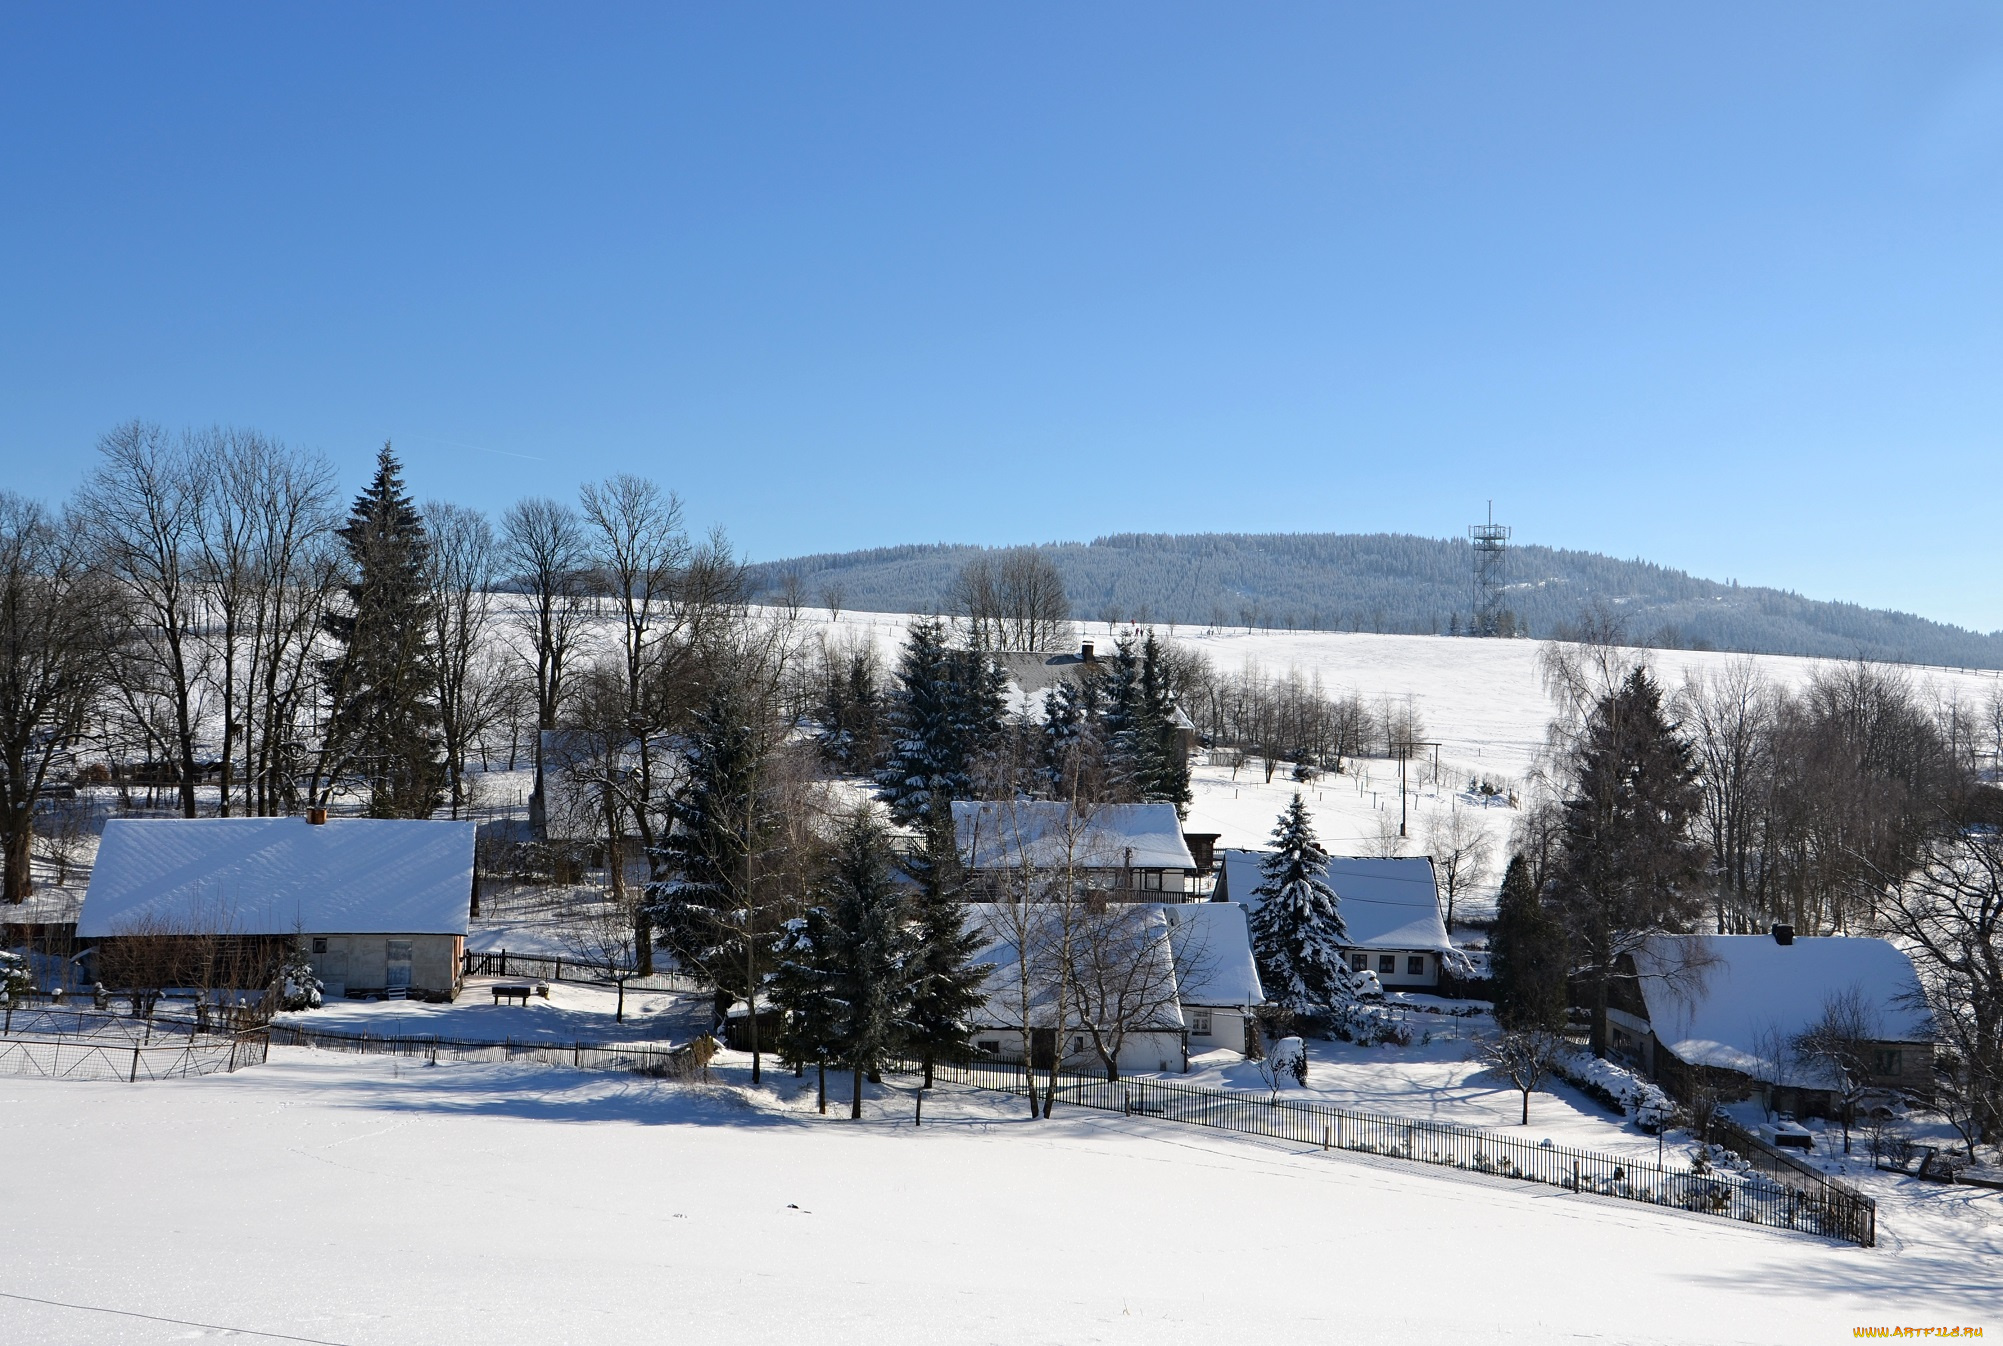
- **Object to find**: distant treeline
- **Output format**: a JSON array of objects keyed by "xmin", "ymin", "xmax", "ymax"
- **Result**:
[{"xmin": 746, "ymin": 532, "xmax": 2003, "ymax": 670}]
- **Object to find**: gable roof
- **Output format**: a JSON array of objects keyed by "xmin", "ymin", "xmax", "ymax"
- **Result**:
[
  {"xmin": 953, "ymin": 802, "xmax": 1196, "ymax": 872},
  {"xmin": 962, "ymin": 902, "xmax": 1183, "ymax": 1031},
  {"xmin": 78, "ymin": 817, "xmax": 475, "ymax": 938},
  {"xmin": 1164, "ymin": 902, "xmax": 1264, "ymax": 1007},
  {"xmin": 1217, "ymin": 849, "xmax": 1450, "ymax": 952},
  {"xmin": 1631, "ymin": 934, "xmax": 1934, "ymax": 1086}
]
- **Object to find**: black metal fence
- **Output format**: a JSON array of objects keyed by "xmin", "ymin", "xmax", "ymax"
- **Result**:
[
  {"xmin": 0, "ymin": 1006, "xmax": 268, "ymax": 1082},
  {"xmin": 460, "ymin": 950, "xmax": 703, "ymax": 994},
  {"xmin": 898, "ymin": 1057, "xmax": 1876, "ymax": 1248},
  {"xmin": 268, "ymin": 1021, "xmax": 701, "ymax": 1075}
]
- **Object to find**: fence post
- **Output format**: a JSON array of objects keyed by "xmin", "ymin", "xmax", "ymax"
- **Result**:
[
  {"xmin": 1572, "ymin": 1160, "xmax": 1580, "ymax": 1193},
  {"xmin": 1324, "ymin": 1126, "xmax": 1330, "ymax": 1151},
  {"xmin": 915, "ymin": 1093, "xmax": 922, "ymax": 1127},
  {"xmin": 129, "ymin": 1045, "xmax": 140, "ymax": 1083}
]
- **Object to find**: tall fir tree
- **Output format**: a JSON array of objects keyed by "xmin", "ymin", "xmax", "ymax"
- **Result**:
[
  {"xmin": 1246, "ymin": 794, "xmax": 1356, "ymax": 1017},
  {"xmin": 1488, "ymin": 854, "xmax": 1570, "ymax": 1032},
  {"xmin": 321, "ymin": 444, "xmax": 445, "ymax": 817},
  {"xmin": 1553, "ymin": 667, "xmax": 1707, "ymax": 1056},
  {"xmin": 770, "ymin": 914, "xmax": 841, "ymax": 1111},
  {"xmin": 799, "ymin": 813, "xmax": 922, "ymax": 1118},
  {"xmin": 875, "ymin": 619, "xmax": 1007, "ymax": 825},
  {"xmin": 647, "ymin": 682, "xmax": 777, "ymax": 1025},
  {"xmin": 901, "ymin": 792, "xmax": 991, "ymax": 1087},
  {"xmin": 1103, "ymin": 631, "xmax": 1192, "ymax": 812}
]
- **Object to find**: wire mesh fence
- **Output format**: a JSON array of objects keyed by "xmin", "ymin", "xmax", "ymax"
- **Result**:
[
  {"xmin": 895, "ymin": 1056, "xmax": 1876, "ymax": 1248},
  {"xmin": 267, "ymin": 1021, "xmax": 701, "ymax": 1076},
  {"xmin": 0, "ymin": 1006, "xmax": 268, "ymax": 1082}
]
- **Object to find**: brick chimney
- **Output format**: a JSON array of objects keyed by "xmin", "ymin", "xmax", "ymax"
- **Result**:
[
  {"xmin": 1080, "ymin": 640, "xmax": 1095, "ymax": 662},
  {"xmin": 306, "ymin": 807, "xmax": 328, "ymax": 825},
  {"xmin": 1771, "ymin": 923, "xmax": 1794, "ymax": 945}
]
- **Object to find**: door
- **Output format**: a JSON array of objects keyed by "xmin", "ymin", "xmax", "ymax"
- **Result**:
[
  {"xmin": 386, "ymin": 940, "xmax": 413, "ymax": 997},
  {"xmin": 1030, "ymin": 1028, "xmax": 1057, "ymax": 1070}
]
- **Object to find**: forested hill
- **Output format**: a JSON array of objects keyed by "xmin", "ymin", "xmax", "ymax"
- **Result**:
[{"xmin": 746, "ymin": 532, "xmax": 2003, "ymax": 669}]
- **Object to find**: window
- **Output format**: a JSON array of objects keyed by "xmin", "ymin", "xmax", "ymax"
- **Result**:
[
  {"xmin": 1378, "ymin": 954, "xmax": 1396, "ymax": 974},
  {"xmin": 1872, "ymin": 1048, "xmax": 1902, "ymax": 1076},
  {"xmin": 1190, "ymin": 1009, "xmax": 1213, "ymax": 1037},
  {"xmin": 1407, "ymin": 956, "xmax": 1426, "ymax": 977},
  {"xmin": 1141, "ymin": 871, "xmax": 1161, "ymax": 891},
  {"xmin": 977, "ymin": 1040, "xmax": 999, "ymax": 1056},
  {"xmin": 311, "ymin": 938, "xmax": 327, "ymax": 955},
  {"xmin": 1072, "ymin": 1037, "xmax": 1084, "ymax": 1053},
  {"xmin": 1350, "ymin": 953, "xmax": 1369, "ymax": 972}
]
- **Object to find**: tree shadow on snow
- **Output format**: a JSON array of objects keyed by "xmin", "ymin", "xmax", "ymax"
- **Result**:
[{"xmin": 313, "ymin": 1063, "xmax": 819, "ymax": 1131}]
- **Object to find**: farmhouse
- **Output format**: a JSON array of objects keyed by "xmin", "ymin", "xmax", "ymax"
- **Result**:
[
  {"xmin": 954, "ymin": 801, "xmax": 1207, "ymax": 899},
  {"xmin": 1609, "ymin": 929, "xmax": 1936, "ymax": 1118},
  {"xmin": 963, "ymin": 898, "xmax": 1262, "ymax": 1073},
  {"xmin": 78, "ymin": 814, "xmax": 476, "ymax": 1002},
  {"xmin": 1215, "ymin": 850, "xmax": 1455, "ymax": 991}
]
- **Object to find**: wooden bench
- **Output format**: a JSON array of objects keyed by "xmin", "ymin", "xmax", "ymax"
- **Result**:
[{"xmin": 492, "ymin": 985, "xmax": 538, "ymax": 1006}]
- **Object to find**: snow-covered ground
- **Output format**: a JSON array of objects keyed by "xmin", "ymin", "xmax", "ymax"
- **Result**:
[
  {"xmin": 0, "ymin": 1050, "xmax": 1993, "ymax": 1345},
  {"xmin": 276, "ymin": 975, "xmax": 706, "ymax": 1045}
]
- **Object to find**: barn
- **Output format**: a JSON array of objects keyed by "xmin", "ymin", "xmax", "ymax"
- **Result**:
[{"xmin": 78, "ymin": 814, "xmax": 476, "ymax": 1002}]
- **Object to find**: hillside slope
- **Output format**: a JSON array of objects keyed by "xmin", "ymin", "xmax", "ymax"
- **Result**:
[{"xmin": 746, "ymin": 533, "xmax": 2003, "ymax": 669}]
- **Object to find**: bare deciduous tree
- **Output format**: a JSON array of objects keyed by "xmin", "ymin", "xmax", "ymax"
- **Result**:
[
  {"xmin": 1426, "ymin": 807, "xmax": 1494, "ymax": 933},
  {"xmin": 425, "ymin": 501, "xmax": 501, "ymax": 819},
  {"xmin": 1477, "ymin": 1027, "xmax": 1565, "ymax": 1125},
  {"xmin": 0, "ymin": 495, "xmax": 118, "ymax": 901},
  {"xmin": 954, "ymin": 549, "xmax": 1072, "ymax": 652}
]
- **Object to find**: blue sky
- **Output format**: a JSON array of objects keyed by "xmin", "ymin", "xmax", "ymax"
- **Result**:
[{"xmin": 4, "ymin": 5, "xmax": 2001, "ymax": 630}]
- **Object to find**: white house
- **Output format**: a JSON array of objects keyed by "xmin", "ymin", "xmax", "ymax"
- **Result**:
[
  {"xmin": 1613, "ymin": 930, "xmax": 1936, "ymax": 1117},
  {"xmin": 954, "ymin": 801, "xmax": 1203, "ymax": 899},
  {"xmin": 1214, "ymin": 850, "xmax": 1455, "ymax": 992},
  {"xmin": 963, "ymin": 898, "xmax": 1262, "ymax": 1074},
  {"xmin": 79, "ymin": 814, "xmax": 476, "ymax": 1002}
]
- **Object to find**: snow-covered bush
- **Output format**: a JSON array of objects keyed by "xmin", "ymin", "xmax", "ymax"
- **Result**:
[
  {"xmin": 276, "ymin": 945, "xmax": 323, "ymax": 1011},
  {"xmin": 0, "ymin": 950, "xmax": 30, "ymax": 1005},
  {"xmin": 1329, "ymin": 1002, "xmax": 1412, "ymax": 1048},
  {"xmin": 1552, "ymin": 1049, "xmax": 1675, "ymax": 1131}
]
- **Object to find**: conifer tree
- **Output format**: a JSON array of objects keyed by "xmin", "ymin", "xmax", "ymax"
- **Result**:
[
  {"xmin": 1103, "ymin": 631, "xmax": 1191, "ymax": 812},
  {"xmin": 1246, "ymin": 794, "xmax": 1356, "ymax": 1017},
  {"xmin": 901, "ymin": 792, "xmax": 990, "ymax": 1087},
  {"xmin": 1552, "ymin": 667, "xmax": 1706, "ymax": 1056},
  {"xmin": 803, "ymin": 813, "xmax": 921, "ymax": 1118},
  {"xmin": 770, "ymin": 915, "xmax": 839, "ymax": 1112},
  {"xmin": 1488, "ymin": 854, "xmax": 1569, "ymax": 1032},
  {"xmin": 321, "ymin": 444, "xmax": 445, "ymax": 817},
  {"xmin": 875, "ymin": 619, "xmax": 1007, "ymax": 824},
  {"xmin": 648, "ymin": 682, "xmax": 777, "ymax": 1029}
]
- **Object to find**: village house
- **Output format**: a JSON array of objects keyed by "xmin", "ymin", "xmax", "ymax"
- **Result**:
[
  {"xmin": 1214, "ymin": 850, "xmax": 1456, "ymax": 991},
  {"xmin": 954, "ymin": 800, "xmax": 1209, "ymax": 900},
  {"xmin": 1607, "ymin": 928, "xmax": 1936, "ymax": 1119},
  {"xmin": 78, "ymin": 813, "xmax": 477, "ymax": 1002},
  {"xmin": 962, "ymin": 897, "xmax": 1264, "ymax": 1073}
]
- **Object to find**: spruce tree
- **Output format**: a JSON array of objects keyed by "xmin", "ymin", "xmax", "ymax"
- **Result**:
[
  {"xmin": 901, "ymin": 792, "xmax": 990, "ymax": 1087},
  {"xmin": 1488, "ymin": 854, "xmax": 1569, "ymax": 1032},
  {"xmin": 1246, "ymin": 794, "xmax": 1356, "ymax": 1018},
  {"xmin": 807, "ymin": 813, "xmax": 921, "ymax": 1119},
  {"xmin": 1552, "ymin": 667, "xmax": 1706, "ymax": 1056},
  {"xmin": 770, "ymin": 914, "xmax": 840, "ymax": 1111},
  {"xmin": 321, "ymin": 444, "xmax": 445, "ymax": 817},
  {"xmin": 1103, "ymin": 631, "xmax": 1191, "ymax": 812},
  {"xmin": 648, "ymin": 682, "xmax": 777, "ymax": 1027},
  {"xmin": 875, "ymin": 619, "xmax": 1008, "ymax": 824}
]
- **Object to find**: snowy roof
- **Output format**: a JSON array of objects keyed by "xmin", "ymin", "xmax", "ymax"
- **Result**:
[
  {"xmin": 1165, "ymin": 902, "xmax": 1264, "ymax": 1007},
  {"xmin": 78, "ymin": 817, "xmax": 475, "ymax": 938},
  {"xmin": 1631, "ymin": 934, "xmax": 1934, "ymax": 1086},
  {"xmin": 964, "ymin": 901, "xmax": 1235, "ymax": 1029},
  {"xmin": 1216, "ymin": 850, "xmax": 1450, "ymax": 952},
  {"xmin": 954, "ymin": 802, "xmax": 1196, "ymax": 872}
]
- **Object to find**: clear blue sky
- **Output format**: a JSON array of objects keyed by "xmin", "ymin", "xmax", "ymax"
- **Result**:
[{"xmin": 3, "ymin": 4, "xmax": 2000, "ymax": 630}]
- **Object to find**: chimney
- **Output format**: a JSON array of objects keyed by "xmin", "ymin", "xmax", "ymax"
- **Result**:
[
  {"xmin": 1771, "ymin": 923, "xmax": 1794, "ymax": 946},
  {"xmin": 306, "ymin": 807, "xmax": 328, "ymax": 825},
  {"xmin": 1080, "ymin": 640, "xmax": 1095, "ymax": 662}
]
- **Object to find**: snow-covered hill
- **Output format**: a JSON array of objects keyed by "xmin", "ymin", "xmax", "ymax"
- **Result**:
[{"xmin": 805, "ymin": 611, "xmax": 2003, "ymax": 918}]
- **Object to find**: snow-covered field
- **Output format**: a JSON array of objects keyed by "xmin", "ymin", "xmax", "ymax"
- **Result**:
[{"xmin": 0, "ymin": 1050, "xmax": 1995, "ymax": 1346}]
